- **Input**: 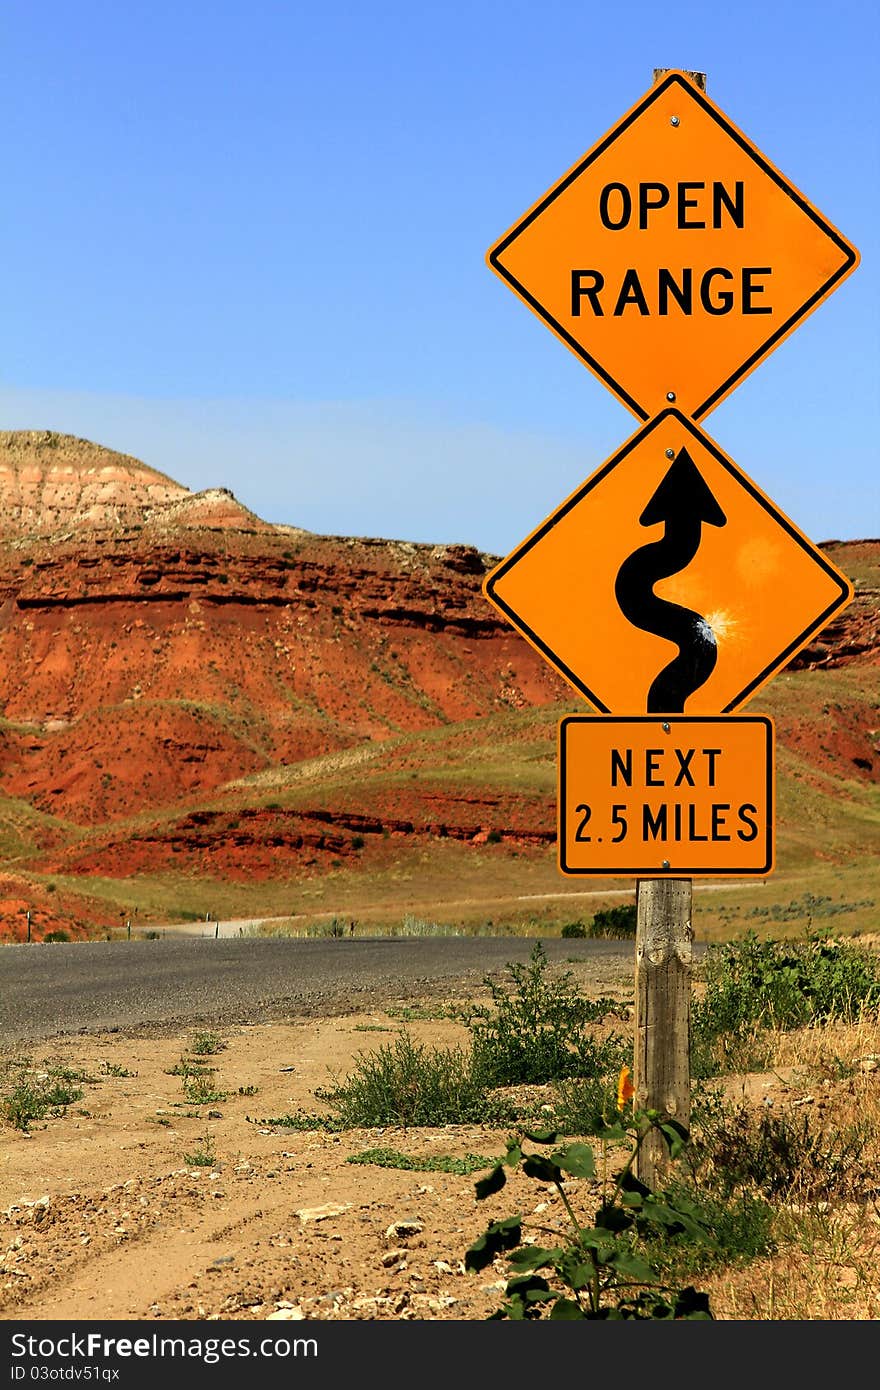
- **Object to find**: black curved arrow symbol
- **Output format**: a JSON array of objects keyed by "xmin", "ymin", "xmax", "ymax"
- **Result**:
[{"xmin": 614, "ymin": 448, "xmax": 727, "ymax": 712}]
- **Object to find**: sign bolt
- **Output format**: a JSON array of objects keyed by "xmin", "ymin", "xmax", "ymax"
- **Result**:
[
  {"xmin": 669, "ymin": 115, "xmax": 680, "ymax": 126},
  {"xmin": 666, "ymin": 391, "xmax": 676, "ymax": 401},
  {"xmin": 662, "ymin": 722, "xmax": 671, "ymax": 732},
  {"xmin": 662, "ymin": 860, "xmax": 671, "ymax": 869},
  {"xmin": 665, "ymin": 448, "xmax": 675, "ymax": 459}
]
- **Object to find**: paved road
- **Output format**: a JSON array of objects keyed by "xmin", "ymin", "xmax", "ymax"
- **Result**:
[{"xmin": 0, "ymin": 937, "xmax": 642, "ymax": 1045}]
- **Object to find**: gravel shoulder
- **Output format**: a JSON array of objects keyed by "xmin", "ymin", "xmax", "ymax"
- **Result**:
[{"xmin": 0, "ymin": 951, "xmax": 635, "ymax": 1323}]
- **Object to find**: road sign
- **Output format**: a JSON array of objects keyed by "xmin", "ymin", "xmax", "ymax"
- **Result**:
[
  {"xmin": 484, "ymin": 409, "xmax": 852, "ymax": 715},
  {"xmin": 487, "ymin": 70, "xmax": 859, "ymax": 422},
  {"xmin": 558, "ymin": 715, "xmax": 774, "ymax": 876}
]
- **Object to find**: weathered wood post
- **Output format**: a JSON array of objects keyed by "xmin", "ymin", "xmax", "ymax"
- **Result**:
[
  {"xmin": 633, "ymin": 876, "xmax": 693, "ymax": 1187},
  {"xmin": 631, "ymin": 69, "xmax": 706, "ymax": 1190}
]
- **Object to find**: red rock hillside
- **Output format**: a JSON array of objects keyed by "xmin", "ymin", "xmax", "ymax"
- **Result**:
[
  {"xmin": 0, "ymin": 430, "xmax": 566, "ymax": 829},
  {"xmin": 0, "ymin": 429, "xmax": 876, "ymax": 939}
]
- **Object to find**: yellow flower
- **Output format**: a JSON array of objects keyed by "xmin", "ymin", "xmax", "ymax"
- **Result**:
[{"xmin": 617, "ymin": 1065, "xmax": 635, "ymax": 1111}]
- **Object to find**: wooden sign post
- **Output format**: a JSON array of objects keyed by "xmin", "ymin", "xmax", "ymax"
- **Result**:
[
  {"xmin": 635, "ymin": 69, "xmax": 700, "ymax": 1189},
  {"xmin": 636, "ymin": 69, "xmax": 698, "ymax": 1188},
  {"xmin": 634, "ymin": 876, "xmax": 692, "ymax": 1183}
]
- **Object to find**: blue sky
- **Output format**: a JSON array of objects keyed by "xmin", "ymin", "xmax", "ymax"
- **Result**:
[{"xmin": 2, "ymin": 1, "xmax": 877, "ymax": 553}]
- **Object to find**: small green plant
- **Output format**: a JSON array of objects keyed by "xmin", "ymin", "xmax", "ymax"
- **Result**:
[
  {"xmin": 560, "ymin": 921, "xmax": 587, "ymax": 939},
  {"xmin": 166, "ymin": 1058, "xmax": 215, "ymax": 1078},
  {"xmin": 641, "ymin": 1183, "xmax": 775, "ymax": 1279},
  {"xmin": 237, "ymin": 1084, "xmax": 259, "ymax": 1097},
  {"xmin": 183, "ymin": 1136, "xmax": 216, "ymax": 1167},
  {"xmin": 182, "ymin": 1075, "xmax": 227, "ymax": 1105},
  {"xmin": 465, "ymin": 1114, "xmax": 714, "ymax": 1320},
  {"xmin": 465, "ymin": 943, "xmax": 625, "ymax": 1087},
  {"xmin": 692, "ymin": 931, "xmax": 880, "ymax": 1076},
  {"xmin": 346, "ymin": 1148, "xmax": 495, "ymax": 1175},
  {"xmin": 100, "ymin": 1061, "xmax": 135, "ymax": 1078},
  {"xmin": 189, "ymin": 1031, "xmax": 227, "ymax": 1056},
  {"xmin": 42, "ymin": 930, "xmax": 70, "ymax": 943},
  {"xmin": 588, "ymin": 905, "xmax": 637, "ymax": 938},
  {"xmin": 1, "ymin": 1059, "xmax": 85, "ymax": 1131},
  {"xmin": 385, "ymin": 1003, "xmax": 455, "ymax": 1022},
  {"xmin": 551, "ymin": 1074, "xmax": 622, "ymax": 1134},
  {"xmin": 315, "ymin": 1032, "xmax": 516, "ymax": 1128}
]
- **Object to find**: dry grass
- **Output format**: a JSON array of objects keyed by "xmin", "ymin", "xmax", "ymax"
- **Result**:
[
  {"xmin": 770, "ymin": 1014, "xmax": 880, "ymax": 1075},
  {"xmin": 695, "ymin": 1014, "xmax": 880, "ymax": 1319},
  {"xmin": 706, "ymin": 1206, "xmax": 880, "ymax": 1320}
]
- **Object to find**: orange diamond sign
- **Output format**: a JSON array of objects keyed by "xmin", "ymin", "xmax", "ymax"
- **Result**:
[
  {"xmin": 484, "ymin": 410, "xmax": 852, "ymax": 715},
  {"xmin": 487, "ymin": 71, "xmax": 859, "ymax": 421}
]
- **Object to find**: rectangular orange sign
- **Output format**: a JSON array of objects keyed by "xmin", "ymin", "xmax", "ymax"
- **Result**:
[{"xmin": 558, "ymin": 714, "xmax": 774, "ymax": 877}]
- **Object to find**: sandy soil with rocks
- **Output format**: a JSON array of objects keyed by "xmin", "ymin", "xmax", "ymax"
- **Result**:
[{"xmin": 1, "ymin": 959, "xmax": 637, "ymax": 1324}]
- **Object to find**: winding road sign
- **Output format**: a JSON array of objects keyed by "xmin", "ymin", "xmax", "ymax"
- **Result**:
[
  {"xmin": 487, "ymin": 70, "xmax": 859, "ymax": 421},
  {"xmin": 558, "ymin": 714, "xmax": 774, "ymax": 876},
  {"xmin": 483, "ymin": 410, "xmax": 852, "ymax": 715}
]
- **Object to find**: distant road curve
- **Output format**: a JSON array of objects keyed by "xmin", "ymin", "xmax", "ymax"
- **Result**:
[
  {"xmin": 0, "ymin": 936, "xmax": 650, "ymax": 1046},
  {"xmin": 155, "ymin": 880, "xmax": 760, "ymax": 939}
]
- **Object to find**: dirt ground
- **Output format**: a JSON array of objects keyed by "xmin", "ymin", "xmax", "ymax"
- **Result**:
[
  {"xmin": 0, "ymin": 955, "xmax": 645, "ymax": 1324},
  {"xmin": 3, "ymin": 948, "xmax": 872, "ymax": 1325}
]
